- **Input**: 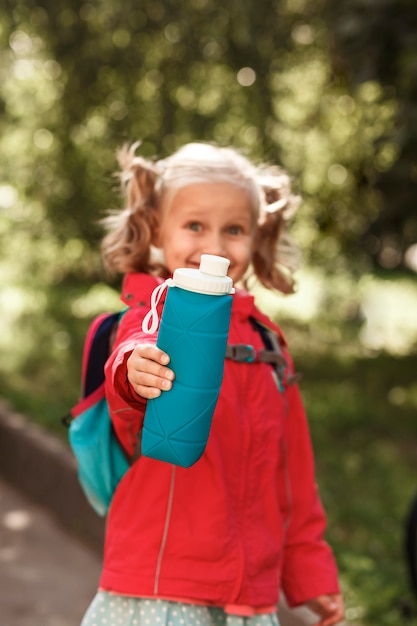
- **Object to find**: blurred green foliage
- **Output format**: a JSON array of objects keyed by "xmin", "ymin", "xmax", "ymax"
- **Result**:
[
  {"xmin": 1, "ymin": 0, "xmax": 416, "ymax": 275},
  {"xmin": 301, "ymin": 351, "xmax": 417, "ymax": 624},
  {"xmin": 1, "ymin": 1, "xmax": 417, "ymax": 624}
]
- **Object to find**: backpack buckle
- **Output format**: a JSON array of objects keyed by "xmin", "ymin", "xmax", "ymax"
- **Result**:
[{"xmin": 226, "ymin": 344, "xmax": 257, "ymax": 363}]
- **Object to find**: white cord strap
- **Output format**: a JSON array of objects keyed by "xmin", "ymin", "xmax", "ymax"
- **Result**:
[{"xmin": 141, "ymin": 279, "xmax": 173, "ymax": 334}]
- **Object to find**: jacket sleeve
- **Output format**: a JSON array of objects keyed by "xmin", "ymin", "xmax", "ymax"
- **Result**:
[
  {"xmin": 104, "ymin": 305, "xmax": 158, "ymax": 457},
  {"xmin": 278, "ymin": 356, "xmax": 341, "ymax": 607}
]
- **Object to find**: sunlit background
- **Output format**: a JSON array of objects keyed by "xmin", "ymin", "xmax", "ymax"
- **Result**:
[{"xmin": 1, "ymin": 1, "xmax": 417, "ymax": 624}]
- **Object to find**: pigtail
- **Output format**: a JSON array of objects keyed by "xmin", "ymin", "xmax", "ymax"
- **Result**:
[
  {"xmin": 251, "ymin": 166, "xmax": 301, "ymax": 294},
  {"xmin": 101, "ymin": 144, "xmax": 167, "ymax": 277}
]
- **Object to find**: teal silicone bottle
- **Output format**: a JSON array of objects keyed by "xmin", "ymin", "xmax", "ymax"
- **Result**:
[{"xmin": 141, "ymin": 254, "xmax": 234, "ymax": 467}]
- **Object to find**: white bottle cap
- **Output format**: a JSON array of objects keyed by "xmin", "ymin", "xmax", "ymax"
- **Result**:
[
  {"xmin": 173, "ymin": 254, "xmax": 234, "ymax": 295},
  {"xmin": 199, "ymin": 254, "xmax": 230, "ymax": 277}
]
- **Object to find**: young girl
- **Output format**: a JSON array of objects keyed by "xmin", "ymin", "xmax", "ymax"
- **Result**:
[{"xmin": 81, "ymin": 142, "xmax": 344, "ymax": 626}]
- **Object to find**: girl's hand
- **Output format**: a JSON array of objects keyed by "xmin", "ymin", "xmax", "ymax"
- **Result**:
[
  {"xmin": 305, "ymin": 593, "xmax": 344, "ymax": 626},
  {"xmin": 127, "ymin": 344, "xmax": 175, "ymax": 399}
]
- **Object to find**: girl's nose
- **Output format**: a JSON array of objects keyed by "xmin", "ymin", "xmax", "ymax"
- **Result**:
[{"xmin": 202, "ymin": 233, "xmax": 225, "ymax": 257}]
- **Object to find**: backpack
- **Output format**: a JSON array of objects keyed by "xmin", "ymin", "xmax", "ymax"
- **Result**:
[
  {"xmin": 64, "ymin": 311, "xmax": 295, "ymax": 517},
  {"xmin": 63, "ymin": 310, "xmax": 130, "ymax": 516}
]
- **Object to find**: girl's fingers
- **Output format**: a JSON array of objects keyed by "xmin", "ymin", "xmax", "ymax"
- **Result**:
[
  {"xmin": 127, "ymin": 344, "xmax": 174, "ymax": 398},
  {"xmin": 130, "ymin": 369, "xmax": 173, "ymax": 392},
  {"xmin": 133, "ymin": 343, "xmax": 170, "ymax": 366}
]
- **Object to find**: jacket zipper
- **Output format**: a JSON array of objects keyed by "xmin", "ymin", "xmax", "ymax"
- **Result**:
[
  {"xmin": 230, "ymin": 367, "xmax": 253, "ymax": 601},
  {"xmin": 154, "ymin": 465, "xmax": 177, "ymax": 594}
]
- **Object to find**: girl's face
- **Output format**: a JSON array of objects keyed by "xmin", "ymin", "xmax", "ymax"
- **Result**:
[{"xmin": 156, "ymin": 182, "xmax": 256, "ymax": 284}]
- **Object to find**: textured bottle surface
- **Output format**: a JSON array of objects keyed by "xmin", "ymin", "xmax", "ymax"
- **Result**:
[{"xmin": 142, "ymin": 286, "xmax": 232, "ymax": 467}]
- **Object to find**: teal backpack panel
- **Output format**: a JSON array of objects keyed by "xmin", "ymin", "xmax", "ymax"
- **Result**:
[
  {"xmin": 66, "ymin": 310, "xmax": 129, "ymax": 516},
  {"xmin": 69, "ymin": 391, "xmax": 130, "ymax": 516}
]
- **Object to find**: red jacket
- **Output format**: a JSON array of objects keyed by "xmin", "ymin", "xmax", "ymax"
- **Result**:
[{"xmin": 101, "ymin": 272, "xmax": 340, "ymax": 610}]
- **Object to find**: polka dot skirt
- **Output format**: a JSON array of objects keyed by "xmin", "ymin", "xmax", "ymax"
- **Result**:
[{"xmin": 80, "ymin": 594, "xmax": 281, "ymax": 626}]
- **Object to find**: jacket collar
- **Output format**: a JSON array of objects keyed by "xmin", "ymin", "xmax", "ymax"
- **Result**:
[
  {"xmin": 121, "ymin": 273, "xmax": 164, "ymax": 307},
  {"xmin": 120, "ymin": 272, "xmax": 286, "ymax": 345}
]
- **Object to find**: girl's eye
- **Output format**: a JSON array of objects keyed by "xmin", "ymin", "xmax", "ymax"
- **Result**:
[
  {"xmin": 187, "ymin": 222, "xmax": 202, "ymax": 232},
  {"xmin": 228, "ymin": 225, "xmax": 243, "ymax": 235}
]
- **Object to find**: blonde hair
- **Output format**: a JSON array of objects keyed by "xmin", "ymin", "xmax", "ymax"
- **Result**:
[{"xmin": 101, "ymin": 142, "xmax": 301, "ymax": 293}]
